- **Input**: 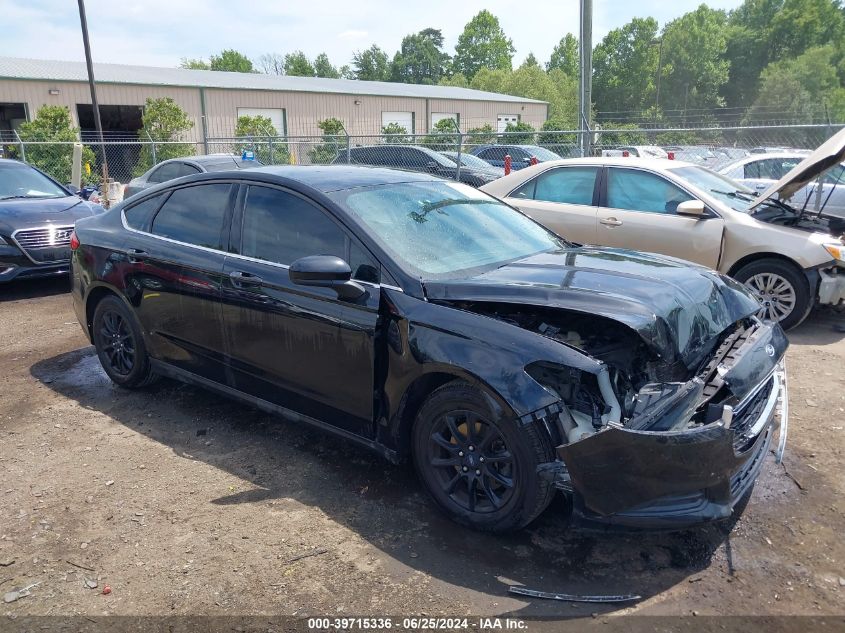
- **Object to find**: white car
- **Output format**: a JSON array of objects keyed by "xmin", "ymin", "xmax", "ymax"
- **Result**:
[
  {"xmin": 481, "ymin": 131, "xmax": 845, "ymax": 329},
  {"xmin": 719, "ymin": 153, "xmax": 845, "ymax": 219}
]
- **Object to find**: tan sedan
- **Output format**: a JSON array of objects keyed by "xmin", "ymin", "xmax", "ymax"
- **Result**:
[{"xmin": 481, "ymin": 148, "xmax": 845, "ymax": 329}]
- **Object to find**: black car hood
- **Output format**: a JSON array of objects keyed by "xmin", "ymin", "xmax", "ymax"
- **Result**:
[
  {"xmin": 423, "ymin": 247, "xmax": 761, "ymax": 369},
  {"xmin": 0, "ymin": 196, "xmax": 98, "ymax": 234}
]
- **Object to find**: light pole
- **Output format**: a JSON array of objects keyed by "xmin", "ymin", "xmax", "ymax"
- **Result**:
[
  {"xmin": 76, "ymin": 0, "xmax": 109, "ymax": 196},
  {"xmin": 654, "ymin": 37, "xmax": 664, "ymax": 111},
  {"xmin": 578, "ymin": 0, "xmax": 593, "ymax": 157}
]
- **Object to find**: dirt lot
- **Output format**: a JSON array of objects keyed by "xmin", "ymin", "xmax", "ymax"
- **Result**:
[{"xmin": 1, "ymin": 277, "xmax": 843, "ymax": 620}]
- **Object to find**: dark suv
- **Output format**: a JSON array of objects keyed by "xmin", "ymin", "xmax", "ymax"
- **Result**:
[{"xmin": 332, "ymin": 145, "xmax": 501, "ymax": 187}]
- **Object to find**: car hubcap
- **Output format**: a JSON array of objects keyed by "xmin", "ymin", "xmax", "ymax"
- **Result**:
[
  {"xmin": 99, "ymin": 310, "xmax": 135, "ymax": 375},
  {"xmin": 745, "ymin": 273, "xmax": 796, "ymax": 322},
  {"xmin": 427, "ymin": 410, "xmax": 515, "ymax": 514}
]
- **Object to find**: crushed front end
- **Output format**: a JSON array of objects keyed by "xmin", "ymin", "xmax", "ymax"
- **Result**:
[{"xmin": 529, "ymin": 317, "xmax": 789, "ymax": 528}]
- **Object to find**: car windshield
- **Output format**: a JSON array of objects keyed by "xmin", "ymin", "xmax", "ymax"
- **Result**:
[
  {"xmin": 522, "ymin": 146, "xmax": 560, "ymax": 161},
  {"xmin": 669, "ymin": 165, "xmax": 759, "ymax": 212},
  {"xmin": 329, "ymin": 181, "xmax": 566, "ymax": 279},
  {"xmin": 442, "ymin": 152, "xmax": 493, "ymax": 170},
  {"xmin": 0, "ymin": 163, "xmax": 68, "ymax": 199}
]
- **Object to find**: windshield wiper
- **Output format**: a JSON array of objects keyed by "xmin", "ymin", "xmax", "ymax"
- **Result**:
[
  {"xmin": 0, "ymin": 194, "xmax": 62, "ymax": 201},
  {"xmin": 710, "ymin": 188, "xmax": 757, "ymax": 201}
]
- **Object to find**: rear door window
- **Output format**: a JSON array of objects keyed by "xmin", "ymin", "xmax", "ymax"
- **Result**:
[
  {"xmin": 531, "ymin": 167, "xmax": 598, "ymax": 205},
  {"xmin": 123, "ymin": 193, "xmax": 165, "ymax": 231},
  {"xmin": 606, "ymin": 168, "xmax": 693, "ymax": 214},
  {"xmin": 150, "ymin": 183, "xmax": 234, "ymax": 249}
]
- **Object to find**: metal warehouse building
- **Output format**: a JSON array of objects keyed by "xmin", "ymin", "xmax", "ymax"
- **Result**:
[{"xmin": 0, "ymin": 56, "xmax": 548, "ymax": 141}]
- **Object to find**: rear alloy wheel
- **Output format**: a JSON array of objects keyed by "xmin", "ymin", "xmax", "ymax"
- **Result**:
[
  {"xmin": 734, "ymin": 259, "xmax": 811, "ymax": 330},
  {"xmin": 92, "ymin": 295, "xmax": 158, "ymax": 388},
  {"xmin": 412, "ymin": 382, "xmax": 556, "ymax": 532}
]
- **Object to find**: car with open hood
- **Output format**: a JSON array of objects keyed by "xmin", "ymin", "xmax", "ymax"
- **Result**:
[
  {"xmin": 70, "ymin": 165, "xmax": 787, "ymax": 532},
  {"xmin": 481, "ymin": 128, "xmax": 845, "ymax": 330},
  {"xmin": 0, "ymin": 159, "xmax": 102, "ymax": 283}
]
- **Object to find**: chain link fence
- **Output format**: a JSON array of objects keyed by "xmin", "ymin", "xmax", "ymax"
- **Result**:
[{"xmin": 5, "ymin": 123, "xmax": 842, "ymax": 188}]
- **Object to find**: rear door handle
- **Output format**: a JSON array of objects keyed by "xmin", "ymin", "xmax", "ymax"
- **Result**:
[
  {"xmin": 127, "ymin": 248, "xmax": 148, "ymax": 262},
  {"xmin": 229, "ymin": 270, "xmax": 263, "ymax": 287},
  {"xmin": 600, "ymin": 217, "xmax": 623, "ymax": 227}
]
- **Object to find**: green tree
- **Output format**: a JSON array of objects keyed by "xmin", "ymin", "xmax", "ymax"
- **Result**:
[
  {"xmin": 422, "ymin": 117, "xmax": 460, "ymax": 151},
  {"xmin": 592, "ymin": 17, "xmax": 660, "ymax": 115},
  {"xmin": 723, "ymin": 0, "xmax": 845, "ymax": 107},
  {"xmin": 234, "ymin": 115, "xmax": 289, "ymax": 165},
  {"xmin": 352, "ymin": 45, "xmax": 392, "ymax": 81},
  {"xmin": 209, "ymin": 49, "xmax": 255, "ymax": 73},
  {"xmin": 381, "ymin": 122, "xmax": 410, "ymax": 143},
  {"xmin": 284, "ymin": 51, "xmax": 316, "ymax": 77},
  {"xmin": 538, "ymin": 117, "xmax": 577, "ymax": 156},
  {"xmin": 469, "ymin": 65, "xmax": 577, "ymax": 122},
  {"xmin": 503, "ymin": 120, "xmax": 535, "ymax": 144},
  {"xmin": 466, "ymin": 123, "xmax": 496, "ymax": 144},
  {"xmin": 744, "ymin": 45, "xmax": 845, "ymax": 129},
  {"xmin": 136, "ymin": 97, "xmax": 195, "ymax": 174},
  {"xmin": 520, "ymin": 53, "xmax": 540, "ymax": 69},
  {"xmin": 438, "ymin": 73, "xmax": 469, "ymax": 88},
  {"xmin": 547, "ymin": 34, "xmax": 579, "ymax": 77},
  {"xmin": 453, "ymin": 10, "xmax": 515, "ymax": 79},
  {"xmin": 597, "ymin": 123, "xmax": 648, "ymax": 147},
  {"xmin": 391, "ymin": 28, "xmax": 450, "ymax": 84},
  {"xmin": 18, "ymin": 105, "xmax": 97, "ymax": 184},
  {"xmin": 314, "ymin": 53, "xmax": 341, "ymax": 78},
  {"xmin": 659, "ymin": 6, "xmax": 730, "ymax": 113},
  {"xmin": 180, "ymin": 58, "xmax": 210, "ymax": 70},
  {"xmin": 310, "ymin": 118, "xmax": 346, "ymax": 163},
  {"xmin": 339, "ymin": 65, "xmax": 355, "ymax": 79}
]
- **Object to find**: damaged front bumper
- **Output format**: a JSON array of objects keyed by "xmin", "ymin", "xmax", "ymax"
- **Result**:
[{"xmin": 551, "ymin": 321, "xmax": 789, "ymax": 529}]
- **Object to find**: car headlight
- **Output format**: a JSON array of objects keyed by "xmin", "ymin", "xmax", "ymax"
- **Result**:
[{"xmin": 823, "ymin": 243, "xmax": 845, "ymax": 263}]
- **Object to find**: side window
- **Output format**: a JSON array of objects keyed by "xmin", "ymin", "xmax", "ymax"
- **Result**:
[
  {"xmin": 150, "ymin": 183, "xmax": 233, "ymax": 249},
  {"xmin": 241, "ymin": 186, "xmax": 346, "ymax": 266},
  {"xmin": 123, "ymin": 193, "xmax": 165, "ymax": 231},
  {"xmin": 349, "ymin": 241, "xmax": 380, "ymax": 283},
  {"xmin": 479, "ymin": 147, "xmax": 506, "ymax": 161},
  {"xmin": 533, "ymin": 167, "xmax": 598, "ymax": 205},
  {"xmin": 606, "ymin": 169, "xmax": 693, "ymax": 214},
  {"xmin": 148, "ymin": 163, "xmax": 178, "ymax": 184},
  {"xmin": 511, "ymin": 179, "xmax": 536, "ymax": 199},
  {"xmin": 172, "ymin": 162, "xmax": 201, "ymax": 178}
]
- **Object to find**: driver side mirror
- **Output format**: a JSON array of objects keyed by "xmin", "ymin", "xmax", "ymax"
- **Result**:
[
  {"xmin": 65, "ymin": 184, "xmax": 80, "ymax": 196},
  {"xmin": 676, "ymin": 200, "xmax": 707, "ymax": 217},
  {"xmin": 289, "ymin": 255, "xmax": 366, "ymax": 301}
]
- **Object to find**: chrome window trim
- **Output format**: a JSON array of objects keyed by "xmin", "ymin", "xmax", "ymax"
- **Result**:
[{"xmin": 11, "ymin": 224, "xmax": 75, "ymax": 265}]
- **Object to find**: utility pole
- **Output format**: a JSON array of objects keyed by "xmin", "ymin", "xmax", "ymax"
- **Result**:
[
  {"xmin": 76, "ymin": 0, "xmax": 109, "ymax": 202},
  {"xmin": 654, "ymin": 37, "xmax": 664, "ymax": 111},
  {"xmin": 578, "ymin": 0, "xmax": 593, "ymax": 157}
]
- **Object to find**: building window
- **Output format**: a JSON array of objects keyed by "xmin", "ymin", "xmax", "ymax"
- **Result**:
[
  {"xmin": 497, "ymin": 114, "xmax": 520, "ymax": 133},
  {"xmin": 431, "ymin": 112, "xmax": 459, "ymax": 129},
  {"xmin": 381, "ymin": 111, "xmax": 414, "ymax": 134},
  {"xmin": 236, "ymin": 108, "xmax": 286, "ymax": 136}
]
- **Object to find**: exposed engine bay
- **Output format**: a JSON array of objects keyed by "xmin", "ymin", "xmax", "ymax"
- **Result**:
[{"xmin": 448, "ymin": 301, "xmax": 774, "ymax": 446}]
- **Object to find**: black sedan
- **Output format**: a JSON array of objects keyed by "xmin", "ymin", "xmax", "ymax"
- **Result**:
[
  {"xmin": 0, "ymin": 159, "xmax": 102, "ymax": 283},
  {"xmin": 70, "ymin": 166, "xmax": 788, "ymax": 532},
  {"xmin": 332, "ymin": 145, "xmax": 501, "ymax": 187}
]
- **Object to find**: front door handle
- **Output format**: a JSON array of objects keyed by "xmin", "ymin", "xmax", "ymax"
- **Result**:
[
  {"xmin": 229, "ymin": 270, "xmax": 263, "ymax": 287},
  {"xmin": 600, "ymin": 217, "xmax": 623, "ymax": 227}
]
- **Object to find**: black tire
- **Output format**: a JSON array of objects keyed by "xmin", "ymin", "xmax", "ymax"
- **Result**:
[
  {"xmin": 412, "ymin": 381, "xmax": 556, "ymax": 532},
  {"xmin": 733, "ymin": 258, "xmax": 811, "ymax": 330},
  {"xmin": 92, "ymin": 295, "xmax": 158, "ymax": 388}
]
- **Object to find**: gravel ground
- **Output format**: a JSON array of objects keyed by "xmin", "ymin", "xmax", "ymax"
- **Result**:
[{"xmin": 0, "ymin": 277, "xmax": 843, "ymax": 620}]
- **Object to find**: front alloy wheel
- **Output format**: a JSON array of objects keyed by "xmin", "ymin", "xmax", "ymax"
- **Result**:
[{"xmin": 412, "ymin": 382, "xmax": 556, "ymax": 532}]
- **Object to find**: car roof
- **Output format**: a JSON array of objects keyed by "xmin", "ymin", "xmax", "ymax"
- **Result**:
[
  {"xmin": 518, "ymin": 157, "xmax": 699, "ymax": 170},
  {"xmin": 0, "ymin": 158, "xmax": 35, "ymax": 169},
  {"xmin": 242, "ymin": 165, "xmax": 442, "ymax": 192},
  {"xmin": 160, "ymin": 154, "xmax": 240, "ymax": 165}
]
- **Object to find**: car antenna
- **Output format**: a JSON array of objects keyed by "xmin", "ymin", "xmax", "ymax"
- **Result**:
[{"xmin": 419, "ymin": 276, "xmax": 428, "ymax": 301}]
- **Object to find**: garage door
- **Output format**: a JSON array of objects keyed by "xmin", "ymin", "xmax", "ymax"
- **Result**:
[
  {"xmin": 382, "ymin": 111, "xmax": 414, "ymax": 133},
  {"xmin": 431, "ymin": 112, "xmax": 458, "ymax": 129},
  {"xmin": 497, "ymin": 114, "xmax": 519, "ymax": 133},
  {"xmin": 237, "ymin": 108, "xmax": 286, "ymax": 135}
]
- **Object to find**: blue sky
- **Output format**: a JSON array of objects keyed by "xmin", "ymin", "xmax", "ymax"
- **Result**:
[{"xmin": 1, "ymin": 0, "xmax": 745, "ymax": 69}]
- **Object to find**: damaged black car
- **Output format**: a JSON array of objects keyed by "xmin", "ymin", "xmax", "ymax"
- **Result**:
[{"xmin": 70, "ymin": 166, "xmax": 788, "ymax": 532}]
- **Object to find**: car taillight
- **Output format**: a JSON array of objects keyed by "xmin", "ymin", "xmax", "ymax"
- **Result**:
[{"xmin": 69, "ymin": 230, "xmax": 80, "ymax": 251}]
